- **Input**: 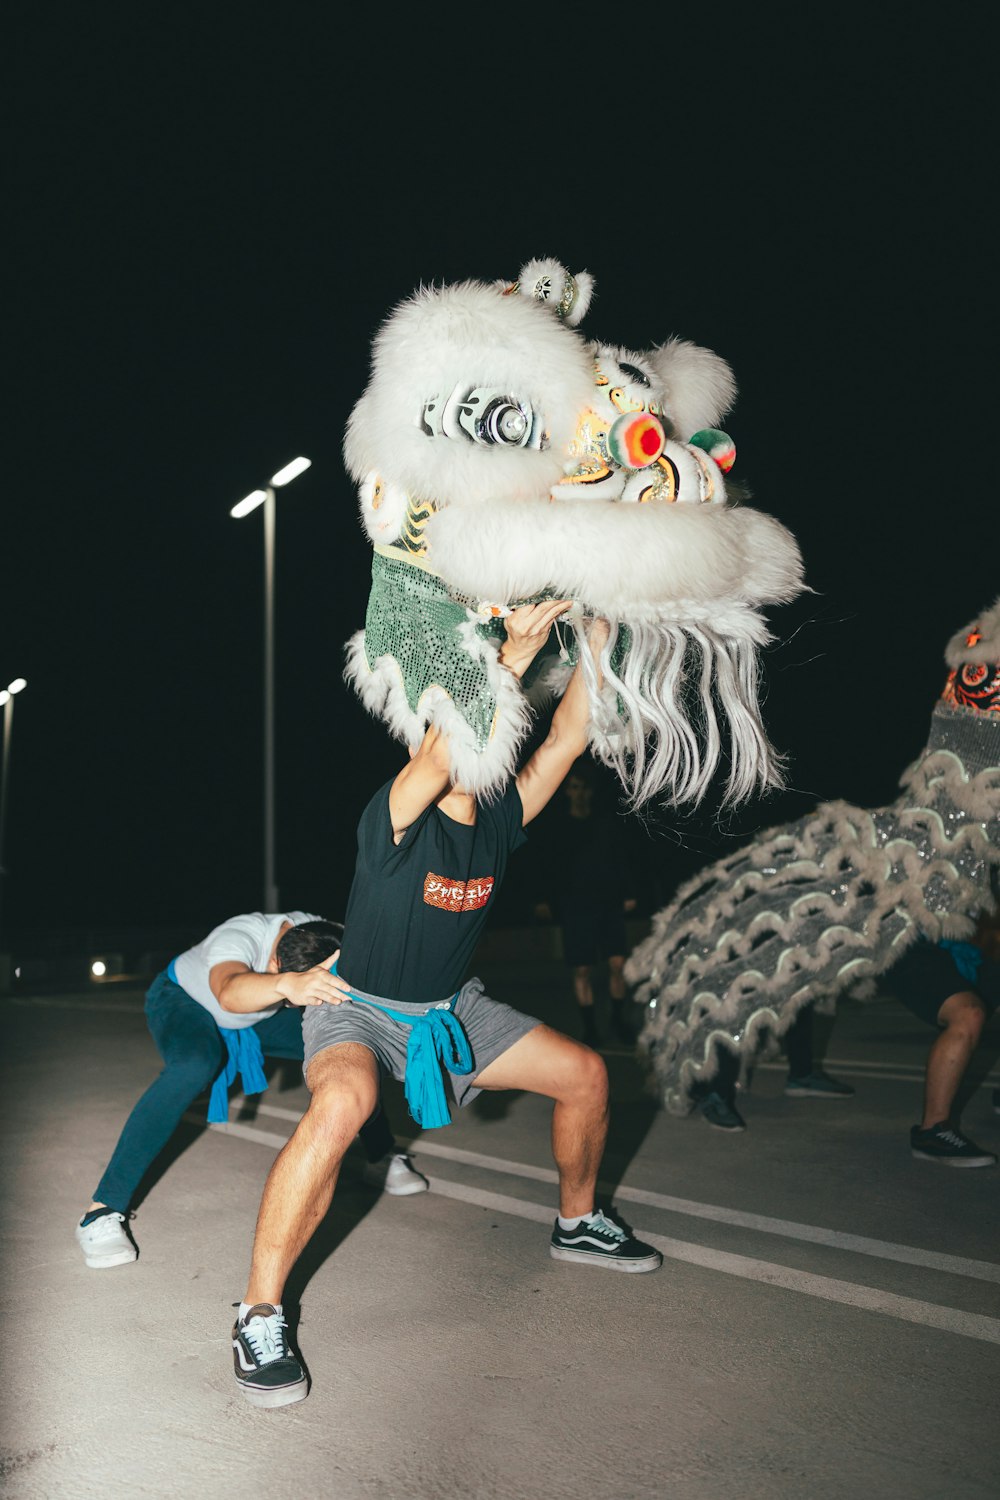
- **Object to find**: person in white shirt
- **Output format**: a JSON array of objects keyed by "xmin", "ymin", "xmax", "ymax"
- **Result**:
[{"xmin": 75, "ymin": 913, "xmax": 426, "ymax": 1269}]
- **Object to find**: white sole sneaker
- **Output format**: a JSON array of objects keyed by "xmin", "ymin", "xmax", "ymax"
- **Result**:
[
  {"xmin": 239, "ymin": 1376, "xmax": 310, "ymax": 1408},
  {"xmin": 75, "ymin": 1213, "xmax": 138, "ymax": 1268},
  {"xmin": 910, "ymin": 1147, "xmax": 996, "ymax": 1168},
  {"xmin": 365, "ymin": 1153, "xmax": 429, "ymax": 1196},
  {"xmin": 549, "ymin": 1245, "xmax": 663, "ymax": 1273}
]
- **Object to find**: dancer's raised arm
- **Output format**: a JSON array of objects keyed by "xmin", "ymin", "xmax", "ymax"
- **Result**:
[
  {"xmin": 389, "ymin": 599, "xmax": 573, "ymax": 839},
  {"xmin": 516, "ymin": 616, "xmax": 609, "ymax": 826}
]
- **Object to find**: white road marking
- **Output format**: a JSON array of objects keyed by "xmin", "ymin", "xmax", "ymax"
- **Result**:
[
  {"xmin": 754, "ymin": 1058, "xmax": 1000, "ymax": 1086},
  {"xmin": 235, "ymin": 1101, "xmax": 303, "ymax": 1123},
  {"xmin": 210, "ymin": 1104, "xmax": 1000, "ymax": 1286},
  {"xmin": 412, "ymin": 1141, "xmax": 1000, "ymax": 1284},
  {"xmin": 428, "ymin": 1180, "xmax": 1000, "ymax": 1348},
  {"xmin": 191, "ymin": 1118, "xmax": 291, "ymax": 1151}
]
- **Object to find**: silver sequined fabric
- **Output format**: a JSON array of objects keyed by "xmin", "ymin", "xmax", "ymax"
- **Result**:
[{"xmin": 626, "ymin": 703, "xmax": 1000, "ymax": 1114}]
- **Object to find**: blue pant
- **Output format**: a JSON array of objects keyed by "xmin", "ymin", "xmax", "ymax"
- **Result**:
[{"xmin": 93, "ymin": 971, "xmax": 394, "ymax": 1211}]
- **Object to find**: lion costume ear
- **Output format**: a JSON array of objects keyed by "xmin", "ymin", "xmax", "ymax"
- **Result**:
[
  {"xmin": 689, "ymin": 428, "xmax": 737, "ymax": 473},
  {"xmin": 646, "ymin": 338, "xmax": 737, "ymax": 440},
  {"xmin": 515, "ymin": 257, "xmax": 595, "ymax": 327}
]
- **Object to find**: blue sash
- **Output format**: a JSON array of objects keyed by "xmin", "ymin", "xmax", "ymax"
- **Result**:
[
  {"xmin": 938, "ymin": 939, "xmax": 984, "ymax": 986},
  {"xmin": 333, "ymin": 963, "xmax": 474, "ymax": 1129},
  {"xmin": 207, "ymin": 1027, "xmax": 268, "ymax": 1123}
]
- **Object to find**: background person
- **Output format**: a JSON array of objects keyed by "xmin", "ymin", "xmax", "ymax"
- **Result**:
[
  {"xmin": 693, "ymin": 1008, "xmax": 854, "ymax": 1132},
  {"xmin": 890, "ymin": 903, "xmax": 999, "ymax": 1167},
  {"xmin": 75, "ymin": 913, "xmax": 426, "ymax": 1269},
  {"xmin": 534, "ymin": 759, "xmax": 637, "ymax": 1048}
]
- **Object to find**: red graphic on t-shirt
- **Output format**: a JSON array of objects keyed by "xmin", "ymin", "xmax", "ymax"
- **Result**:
[{"xmin": 423, "ymin": 871, "xmax": 495, "ymax": 913}]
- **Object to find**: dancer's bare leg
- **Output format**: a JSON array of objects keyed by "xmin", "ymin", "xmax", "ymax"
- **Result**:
[
  {"xmin": 572, "ymin": 966, "xmax": 595, "ymax": 1009},
  {"xmin": 473, "ymin": 1025, "xmax": 608, "ymax": 1218},
  {"xmin": 922, "ymin": 991, "xmax": 986, "ymax": 1127},
  {"xmin": 243, "ymin": 1042, "xmax": 379, "ymax": 1306}
]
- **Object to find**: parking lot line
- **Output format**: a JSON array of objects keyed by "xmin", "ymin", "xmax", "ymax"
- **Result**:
[{"xmin": 206, "ymin": 1108, "xmax": 1000, "ymax": 1289}]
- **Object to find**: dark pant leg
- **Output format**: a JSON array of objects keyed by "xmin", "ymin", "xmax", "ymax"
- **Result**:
[
  {"xmin": 784, "ymin": 1006, "xmax": 814, "ymax": 1078},
  {"xmin": 252, "ymin": 1004, "xmax": 396, "ymax": 1162},
  {"xmin": 357, "ymin": 1104, "xmax": 396, "ymax": 1162},
  {"xmin": 714, "ymin": 1048, "xmax": 740, "ymax": 1104},
  {"xmin": 693, "ymin": 1043, "xmax": 740, "ymax": 1105},
  {"xmin": 92, "ymin": 973, "xmax": 225, "ymax": 1212}
]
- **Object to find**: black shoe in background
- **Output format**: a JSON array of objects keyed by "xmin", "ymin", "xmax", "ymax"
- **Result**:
[
  {"xmin": 910, "ymin": 1122, "xmax": 996, "ymax": 1168},
  {"xmin": 700, "ymin": 1091, "xmax": 747, "ymax": 1132}
]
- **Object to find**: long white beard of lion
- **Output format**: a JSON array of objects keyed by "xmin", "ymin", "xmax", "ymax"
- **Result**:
[{"xmin": 425, "ymin": 495, "xmax": 803, "ymax": 807}]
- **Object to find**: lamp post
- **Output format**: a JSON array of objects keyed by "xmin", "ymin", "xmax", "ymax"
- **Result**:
[
  {"xmin": 0, "ymin": 676, "xmax": 28, "ymax": 948},
  {"xmin": 230, "ymin": 457, "xmax": 311, "ymax": 911}
]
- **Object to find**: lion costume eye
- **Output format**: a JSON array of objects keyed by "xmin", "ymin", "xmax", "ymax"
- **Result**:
[
  {"xmin": 422, "ymin": 386, "xmax": 542, "ymax": 449},
  {"xmin": 478, "ymin": 398, "xmax": 529, "ymax": 446}
]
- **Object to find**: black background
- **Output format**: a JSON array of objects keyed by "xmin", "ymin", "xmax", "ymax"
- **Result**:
[{"xmin": 4, "ymin": 10, "xmax": 994, "ymax": 946}]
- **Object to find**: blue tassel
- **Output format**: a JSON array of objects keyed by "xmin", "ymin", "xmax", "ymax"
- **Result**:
[
  {"xmin": 349, "ymin": 995, "xmax": 473, "ymax": 1129},
  {"xmin": 401, "ymin": 1007, "xmax": 474, "ymax": 1128},
  {"xmin": 938, "ymin": 939, "xmax": 983, "ymax": 986},
  {"xmin": 207, "ymin": 1028, "xmax": 268, "ymax": 1123},
  {"xmin": 328, "ymin": 961, "xmax": 474, "ymax": 1130}
]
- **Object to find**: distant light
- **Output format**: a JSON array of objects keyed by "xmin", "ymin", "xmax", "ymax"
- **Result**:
[
  {"xmin": 7, "ymin": 678, "xmax": 27, "ymax": 694},
  {"xmin": 230, "ymin": 490, "xmax": 268, "ymax": 519},
  {"xmin": 270, "ymin": 456, "xmax": 311, "ymax": 487},
  {"xmin": 0, "ymin": 692, "xmax": 8, "ymax": 707},
  {"xmin": 91, "ymin": 959, "xmax": 107, "ymax": 977},
  {"xmin": 14, "ymin": 966, "xmax": 20, "ymax": 979}
]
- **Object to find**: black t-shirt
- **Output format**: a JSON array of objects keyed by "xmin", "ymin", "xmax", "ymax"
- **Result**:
[{"xmin": 339, "ymin": 778, "xmax": 528, "ymax": 1005}]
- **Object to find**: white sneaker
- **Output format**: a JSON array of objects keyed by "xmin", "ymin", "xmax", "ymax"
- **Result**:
[
  {"xmin": 75, "ymin": 1210, "xmax": 138, "ymax": 1268},
  {"xmin": 364, "ymin": 1152, "xmax": 429, "ymax": 1196}
]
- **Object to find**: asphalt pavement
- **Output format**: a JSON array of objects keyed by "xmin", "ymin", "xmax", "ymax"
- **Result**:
[{"xmin": 2, "ymin": 956, "xmax": 999, "ymax": 1500}]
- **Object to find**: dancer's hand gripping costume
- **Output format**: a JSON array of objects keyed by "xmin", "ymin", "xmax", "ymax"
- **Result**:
[
  {"xmin": 344, "ymin": 258, "xmax": 804, "ymax": 805},
  {"xmin": 625, "ymin": 600, "xmax": 1000, "ymax": 1113}
]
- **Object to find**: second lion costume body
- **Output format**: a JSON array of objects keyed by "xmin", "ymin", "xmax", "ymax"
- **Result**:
[
  {"xmin": 625, "ymin": 600, "xmax": 1000, "ymax": 1114},
  {"xmin": 343, "ymin": 259, "xmax": 804, "ymax": 809}
]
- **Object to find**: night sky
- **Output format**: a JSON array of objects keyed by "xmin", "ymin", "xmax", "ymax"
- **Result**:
[{"xmin": 4, "ymin": 14, "xmax": 994, "ymax": 948}]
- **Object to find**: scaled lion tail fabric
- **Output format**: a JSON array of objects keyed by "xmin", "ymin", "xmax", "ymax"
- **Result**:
[{"xmin": 625, "ymin": 599, "xmax": 1000, "ymax": 1114}]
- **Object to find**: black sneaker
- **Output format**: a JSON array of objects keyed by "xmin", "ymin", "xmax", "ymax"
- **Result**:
[
  {"xmin": 550, "ymin": 1211, "xmax": 662, "ymax": 1273},
  {"xmin": 232, "ymin": 1304, "xmax": 309, "ymax": 1407},
  {"xmin": 700, "ymin": 1091, "xmax": 747, "ymax": 1132},
  {"xmin": 910, "ymin": 1122, "xmax": 997, "ymax": 1168},
  {"xmin": 784, "ymin": 1069, "xmax": 855, "ymax": 1098}
]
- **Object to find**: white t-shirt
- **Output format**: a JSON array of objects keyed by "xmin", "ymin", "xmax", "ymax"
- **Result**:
[{"xmin": 170, "ymin": 911, "xmax": 323, "ymax": 1030}]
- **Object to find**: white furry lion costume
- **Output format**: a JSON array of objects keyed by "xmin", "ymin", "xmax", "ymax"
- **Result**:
[
  {"xmin": 343, "ymin": 258, "xmax": 804, "ymax": 805},
  {"xmin": 625, "ymin": 600, "xmax": 1000, "ymax": 1114}
]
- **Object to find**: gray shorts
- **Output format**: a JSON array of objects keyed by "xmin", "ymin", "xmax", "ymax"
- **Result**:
[{"xmin": 301, "ymin": 975, "xmax": 540, "ymax": 1108}]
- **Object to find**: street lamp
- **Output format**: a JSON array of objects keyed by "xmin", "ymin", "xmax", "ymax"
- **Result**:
[
  {"xmin": 230, "ymin": 457, "xmax": 312, "ymax": 911},
  {"xmin": 0, "ymin": 676, "xmax": 28, "ymax": 947}
]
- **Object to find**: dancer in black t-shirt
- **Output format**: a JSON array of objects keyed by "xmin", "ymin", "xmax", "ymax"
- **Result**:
[{"xmin": 230, "ymin": 603, "xmax": 662, "ymax": 1408}]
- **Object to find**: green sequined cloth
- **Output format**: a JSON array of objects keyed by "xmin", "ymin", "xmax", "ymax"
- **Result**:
[{"xmin": 363, "ymin": 552, "xmax": 507, "ymax": 750}]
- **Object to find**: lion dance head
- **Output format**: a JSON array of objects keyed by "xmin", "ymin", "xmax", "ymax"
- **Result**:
[{"xmin": 343, "ymin": 258, "xmax": 805, "ymax": 806}]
